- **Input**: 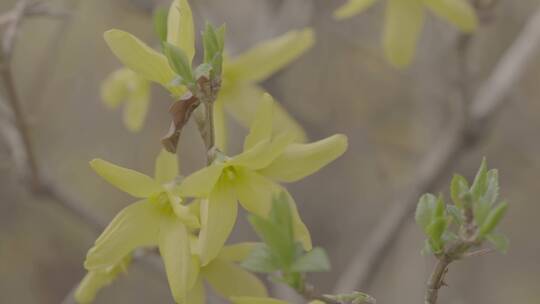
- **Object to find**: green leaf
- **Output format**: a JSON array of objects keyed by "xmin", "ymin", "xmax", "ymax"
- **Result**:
[
  {"xmin": 241, "ymin": 244, "xmax": 280, "ymax": 273},
  {"xmin": 290, "ymin": 247, "xmax": 330, "ymax": 273},
  {"xmin": 434, "ymin": 194, "xmax": 445, "ymax": 218},
  {"xmin": 483, "ymin": 169, "xmax": 499, "ymax": 207},
  {"xmin": 202, "ymin": 23, "xmax": 225, "ymax": 78},
  {"xmin": 474, "ymin": 200, "xmax": 491, "ymax": 227},
  {"xmin": 269, "ymin": 193, "xmax": 294, "ymax": 244},
  {"xmin": 248, "ymin": 215, "xmax": 295, "ymax": 268},
  {"xmin": 163, "ymin": 42, "xmax": 194, "ymax": 84},
  {"xmin": 153, "ymin": 7, "xmax": 168, "ymax": 43},
  {"xmin": 478, "ymin": 202, "xmax": 508, "ymax": 237},
  {"xmin": 415, "ymin": 193, "xmax": 437, "ymax": 231},
  {"xmin": 450, "ymin": 174, "xmax": 469, "ymax": 208},
  {"xmin": 426, "ymin": 217, "xmax": 447, "ymax": 253},
  {"xmin": 486, "ymin": 233, "xmax": 509, "ymax": 253},
  {"xmin": 471, "ymin": 158, "xmax": 488, "ymax": 201},
  {"xmin": 446, "ymin": 205, "xmax": 463, "ymax": 225}
]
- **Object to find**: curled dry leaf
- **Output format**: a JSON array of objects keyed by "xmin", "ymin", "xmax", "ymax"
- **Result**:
[{"xmin": 161, "ymin": 92, "xmax": 200, "ymax": 153}]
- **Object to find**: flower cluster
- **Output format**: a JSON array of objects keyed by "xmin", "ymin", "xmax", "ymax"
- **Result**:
[
  {"xmin": 334, "ymin": 0, "xmax": 478, "ymax": 67},
  {"xmin": 76, "ymin": 1, "xmax": 347, "ymax": 300},
  {"xmin": 76, "ymin": 94, "xmax": 347, "ymax": 303},
  {"xmin": 101, "ymin": 0, "xmax": 313, "ymax": 146}
]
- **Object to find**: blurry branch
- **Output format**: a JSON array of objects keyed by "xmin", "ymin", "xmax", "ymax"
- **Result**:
[
  {"xmin": 0, "ymin": 2, "xmax": 104, "ymax": 229},
  {"xmin": 0, "ymin": 1, "xmax": 69, "ymax": 28},
  {"xmin": 334, "ymin": 6, "xmax": 540, "ymax": 293}
]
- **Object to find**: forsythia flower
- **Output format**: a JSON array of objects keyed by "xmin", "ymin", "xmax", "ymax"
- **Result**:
[
  {"xmin": 75, "ymin": 256, "xmax": 131, "ymax": 303},
  {"xmin": 79, "ymin": 149, "xmax": 200, "ymax": 303},
  {"xmin": 186, "ymin": 243, "xmax": 268, "ymax": 304},
  {"xmin": 101, "ymin": 68, "xmax": 150, "ymax": 132},
  {"xmin": 215, "ymin": 28, "xmax": 314, "ymax": 149},
  {"xmin": 177, "ymin": 93, "xmax": 348, "ymax": 265},
  {"xmin": 334, "ymin": 0, "xmax": 478, "ymax": 67},
  {"xmin": 102, "ymin": 0, "xmax": 313, "ymax": 145}
]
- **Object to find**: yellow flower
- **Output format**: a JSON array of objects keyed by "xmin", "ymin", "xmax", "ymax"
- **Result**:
[
  {"xmin": 177, "ymin": 93, "xmax": 348, "ymax": 265},
  {"xmin": 81, "ymin": 149, "xmax": 199, "ymax": 303},
  {"xmin": 75, "ymin": 255, "xmax": 131, "ymax": 303},
  {"xmin": 101, "ymin": 68, "xmax": 150, "ymax": 132},
  {"xmin": 185, "ymin": 242, "xmax": 269, "ymax": 304},
  {"xmin": 334, "ymin": 0, "xmax": 478, "ymax": 67},
  {"xmin": 100, "ymin": 0, "xmax": 193, "ymax": 132},
  {"xmin": 102, "ymin": 0, "xmax": 314, "ymax": 143},
  {"xmin": 214, "ymin": 28, "xmax": 314, "ymax": 149}
]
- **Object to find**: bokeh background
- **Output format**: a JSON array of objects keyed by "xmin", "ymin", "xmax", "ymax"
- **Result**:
[{"xmin": 1, "ymin": 0, "xmax": 540, "ymax": 303}]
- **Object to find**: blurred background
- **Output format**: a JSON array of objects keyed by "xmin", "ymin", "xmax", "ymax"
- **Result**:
[{"xmin": 1, "ymin": 0, "xmax": 540, "ymax": 303}]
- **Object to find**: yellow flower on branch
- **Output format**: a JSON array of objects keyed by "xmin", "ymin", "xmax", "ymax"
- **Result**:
[
  {"xmin": 177, "ymin": 93, "xmax": 348, "ymax": 265},
  {"xmin": 75, "ymin": 255, "xmax": 131, "ymax": 303},
  {"xmin": 101, "ymin": 0, "xmax": 314, "ymax": 146},
  {"xmin": 79, "ymin": 149, "xmax": 200, "ymax": 303},
  {"xmin": 101, "ymin": 68, "xmax": 150, "ymax": 132},
  {"xmin": 185, "ymin": 242, "xmax": 269, "ymax": 304},
  {"xmin": 334, "ymin": 0, "xmax": 478, "ymax": 67}
]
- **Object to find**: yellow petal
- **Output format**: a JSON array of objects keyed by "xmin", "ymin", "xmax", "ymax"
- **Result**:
[
  {"xmin": 159, "ymin": 217, "xmax": 192, "ymax": 303},
  {"xmin": 85, "ymin": 200, "xmax": 160, "ymax": 270},
  {"xmin": 217, "ymin": 242, "xmax": 259, "ymax": 262},
  {"xmin": 231, "ymin": 132, "xmax": 295, "ymax": 170},
  {"xmin": 167, "ymin": 0, "xmax": 195, "ymax": 62},
  {"xmin": 225, "ymin": 28, "xmax": 314, "ymax": 83},
  {"xmin": 243, "ymin": 93, "xmax": 274, "ymax": 151},
  {"xmin": 100, "ymin": 68, "xmax": 132, "ymax": 109},
  {"xmin": 258, "ymin": 134, "xmax": 348, "ymax": 183},
  {"xmin": 203, "ymin": 260, "xmax": 268, "ymax": 298},
  {"xmin": 230, "ymin": 297, "xmax": 289, "ymax": 304},
  {"xmin": 282, "ymin": 190, "xmax": 312, "ymax": 251},
  {"xmin": 122, "ymin": 75, "xmax": 150, "ymax": 132},
  {"xmin": 198, "ymin": 178, "xmax": 238, "ymax": 265},
  {"xmin": 104, "ymin": 30, "xmax": 174, "ymax": 85},
  {"xmin": 168, "ymin": 192, "xmax": 200, "ymax": 229},
  {"xmin": 213, "ymin": 96, "xmax": 228, "ymax": 151},
  {"xmin": 234, "ymin": 168, "xmax": 279, "ymax": 217},
  {"xmin": 423, "ymin": 0, "xmax": 478, "ymax": 32},
  {"xmin": 75, "ymin": 271, "xmax": 107, "ymax": 303},
  {"xmin": 155, "ymin": 149, "xmax": 179, "ymax": 183},
  {"xmin": 334, "ymin": 0, "xmax": 379, "ymax": 20},
  {"xmin": 75, "ymin": 256, "xmax": 132, "ymax": 303},
  {"xmin": 383, "ymin": 0, "xmax": 425, "ymax": 67},
  {"xmin": 90, "ymin": 159, "xmax": 163, "ymax": 198},
  {"xmin": 222, "ymin": 85, "xmax": 307, "ymax": 143},
  {"xmin": 177, "ymin": 163, "xmax": 226, "ymax": 197},
  {"xmin": 184, "ymin": 277, "xmax": 206, "ymax": 304}
]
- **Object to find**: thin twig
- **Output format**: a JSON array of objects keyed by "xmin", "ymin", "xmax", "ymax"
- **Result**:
[
  {"xmin": 425, "ymin": 256, "xmax": 451, "ymax": 304},
  {"xmin": 334, "ymin": 6, "xmax": 540, "ymax": 293},
  {"xmin": 1, "ymin": 0, "xmax": 39, "ymax": 188},
  {"xmin": 0, "ymin": 0, "xmax": 104, "ymax": 238}
]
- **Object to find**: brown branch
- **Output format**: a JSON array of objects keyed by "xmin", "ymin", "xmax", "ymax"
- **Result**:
[
  {"xmin": 334, "ymin": 6, "xmax": 540, "ymax": 294},
  {"xmin": 425, "ymin": 256, "xmax": 451, "ymax": 304},
  {"xmin": 0, "ymin": 0, "xmax": 104, "ymax": 237}
]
